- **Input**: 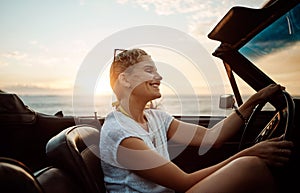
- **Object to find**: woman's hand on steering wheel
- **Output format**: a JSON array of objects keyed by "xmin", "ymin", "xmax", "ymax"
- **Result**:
[
  {"xmin": 246, "ymin": 84, "xmax": 285, "ymax": 107},
  {"xmin": 239, "ymin": 84, "xmax": 295, "ymax": 151}
]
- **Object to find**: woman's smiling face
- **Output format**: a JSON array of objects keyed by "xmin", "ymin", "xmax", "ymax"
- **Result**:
[{"xmin": 124, "ymin": 55, "xmax": 163, "ymax": 101}]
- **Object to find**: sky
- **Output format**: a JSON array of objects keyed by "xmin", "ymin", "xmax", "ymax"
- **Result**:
[{"xmin": 0, "ymin": 0, "xmax": 273, "ymax": 96}]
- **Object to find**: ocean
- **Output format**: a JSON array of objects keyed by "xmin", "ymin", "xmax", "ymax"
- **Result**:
[{"xmin": 19, "ymin": 94, "xmax": 232, "ymax": 118}]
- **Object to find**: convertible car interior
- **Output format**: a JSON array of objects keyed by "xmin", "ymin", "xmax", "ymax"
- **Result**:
[{"xmin": 1, "ymin": 0, "xmax": 299, "ymax": 192}]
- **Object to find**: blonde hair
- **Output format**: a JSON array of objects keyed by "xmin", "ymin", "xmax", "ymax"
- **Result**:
[{"xmin": 109, "ymin": 48, "xmax": 149, "ymax": 89}]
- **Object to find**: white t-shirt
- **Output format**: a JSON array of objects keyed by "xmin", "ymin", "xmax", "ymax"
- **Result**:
[{"xmin": 99, "ymin": 109, "xmax": 175, "ymax": 193}]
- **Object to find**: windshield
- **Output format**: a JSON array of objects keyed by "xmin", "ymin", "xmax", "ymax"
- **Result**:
[{"xmin": 239, "ymin": 3, "xmax": 300, "ymax": 97}]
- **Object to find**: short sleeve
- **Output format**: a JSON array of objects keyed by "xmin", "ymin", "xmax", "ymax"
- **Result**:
[
  {"xmin": 145, "ymin": 109, "xmax": 174, "ymax": 133},
  {"xmin": 99, "ymin": 111, "xmax": 143, "ymax": 168}
]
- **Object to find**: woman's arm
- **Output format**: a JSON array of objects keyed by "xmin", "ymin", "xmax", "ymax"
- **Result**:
[
  {"xmin": 117, "ymin": 137, "xmax": 231, "ymax": 192},
  {"xmin": 167, "ymin": 84, "xmax": 284, "ymax": 147},
  {"xmin": 117, "ymin": 135, "xmax": 293, "ymax": 192}
]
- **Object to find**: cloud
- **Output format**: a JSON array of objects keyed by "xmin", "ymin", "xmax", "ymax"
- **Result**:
[
  {"xmin": 79, "ymin": 0, "xmax": 86, "ymax": 6},
  {"xmin": 29, "ymin": 40, "xmax": 38, "ymax": 45},
  {"xmin": 2, "ymin": 83, "xmax": 72, "ymax": 95},
  {"xmin": 1, "ymin": 51, "xmax": 28, "ymax": 60},
  {"xmin": 1, "ymin": 38, "xmax": 89, "ymax": 68},
  {"xmin": 0, "ymin": 61, "xmax": 8, "ymax": 67},
  {"xmin": 0, "ymin": 39, "xmax": 92, "ymax": 95},
  {"xmin": 116, "ymin": 0, "xmax": 266, "ymax": 36},
  {"xmin": 118, "ymin": 0, "xmax": 222, "ymax": 15},
  {"xmin": 254, "ymin": 42, "xmax": 300, "ymax": 95}
]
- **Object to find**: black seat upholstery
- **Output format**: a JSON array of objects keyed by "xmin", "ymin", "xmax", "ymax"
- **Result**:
[
  {"xmin": 0, "ymin": 157, "xmax": 44, "ymax": 193},
  {"xmin": 45, "ymin": 124, "xmax": 106, "ymax": 193},
  {"xmin": 35, "ymin": 166, "xmax": 84, "ymax": 193}
]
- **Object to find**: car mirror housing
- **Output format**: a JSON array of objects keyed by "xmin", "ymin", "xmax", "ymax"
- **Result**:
[{"xmin": 219, "ymin": 94, "xmax": 236, "ymax": 109}]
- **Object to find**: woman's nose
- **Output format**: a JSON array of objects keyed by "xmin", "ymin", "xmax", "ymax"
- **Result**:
[{"xmin": 154, "ymin": 72, "xmax": 163, "ymax": 80}]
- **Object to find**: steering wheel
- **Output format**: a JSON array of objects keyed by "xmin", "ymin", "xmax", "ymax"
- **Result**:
[{"xmin": 238, "ymin": 90, "xmax": 295, "ymax": 150}]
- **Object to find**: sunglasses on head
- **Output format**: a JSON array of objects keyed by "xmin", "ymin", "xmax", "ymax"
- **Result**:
[{"xmin": 113, "ymin": 49, "xmax": 127, "ymax": 62}]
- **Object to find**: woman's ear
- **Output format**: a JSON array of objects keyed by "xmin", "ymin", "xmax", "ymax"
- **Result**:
[{"xmin": 118, "ymin": 72, "xmax": 131, "ymax": 88}]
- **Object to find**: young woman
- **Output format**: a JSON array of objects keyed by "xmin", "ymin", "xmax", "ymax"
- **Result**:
[{"xmin": 99, "ymin": 48, "xmax": 293, "ymax": 193}]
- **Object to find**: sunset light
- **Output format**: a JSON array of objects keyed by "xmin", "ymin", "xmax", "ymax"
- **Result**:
[{"xmin": 0, "ymin": 0, "xmax": 268, "ymax": 96}]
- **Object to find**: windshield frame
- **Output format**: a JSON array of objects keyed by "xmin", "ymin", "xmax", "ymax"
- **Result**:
[{"xmin": 208, "ymin": 0, "xmax": 299, "ymax": 107}]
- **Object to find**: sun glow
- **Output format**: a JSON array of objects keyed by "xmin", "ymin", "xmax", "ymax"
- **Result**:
[{"xmin": 95, "ymin": 66, "xmax": 113, "ymax": 96}]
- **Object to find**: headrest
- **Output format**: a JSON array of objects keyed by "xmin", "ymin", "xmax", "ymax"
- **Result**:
[
  {"xmin": 46, "ymin": 125, "xmax": 100, "ymax": 165},
  {"xmin": 0, "ymin": 157, "xmax": 44, "ymax": 193}
]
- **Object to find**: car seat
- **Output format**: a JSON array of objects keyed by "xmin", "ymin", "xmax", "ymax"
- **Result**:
[
  {"xmin": 45, "ymin": 124, "xmax": 106, "ymax": 193},
  {"xmin": 35, "ymin": 166, "xmax": 85, "ymax": 193},
  {"xmin": 0, "ymin": 157, "xmax": 44, "ymax": 193}
]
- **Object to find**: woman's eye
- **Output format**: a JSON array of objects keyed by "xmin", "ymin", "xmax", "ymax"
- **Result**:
[{"xmin": 145, "ymin": 69, "xmax": 153, "ymax": 73}]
